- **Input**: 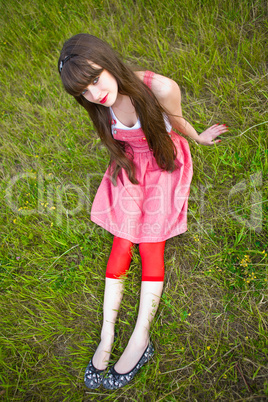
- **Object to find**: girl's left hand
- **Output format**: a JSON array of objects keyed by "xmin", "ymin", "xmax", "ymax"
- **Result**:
[{"xmin": 197, "ymin": 124, "xmax": 228, "ymax": 146}]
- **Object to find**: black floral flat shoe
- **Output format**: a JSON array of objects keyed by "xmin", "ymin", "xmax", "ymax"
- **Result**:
[
  {"xmin": 84, "ymin": 359, "xmax": 105, "ymax": 389},
  {"xmin": 102, "ymin": 343, "xmax": 154, "ymax": 389}
]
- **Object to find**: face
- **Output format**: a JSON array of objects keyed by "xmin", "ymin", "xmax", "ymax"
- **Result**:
[{"xmin": 81, "ymin": 65, "xmax": 118, "ymax": 107}]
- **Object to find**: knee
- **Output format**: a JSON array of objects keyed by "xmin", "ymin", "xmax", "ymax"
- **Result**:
[
  {"xmin": 139, "ymin": 242, "xmax": 165, "ymax": 261},
  {"xmin": 139, "ymin": 242, "xmax": 165, "ymax": 282},
  {"xmin": 114, "ymin": 237, "xmax": 133, "ymax": 258},
  {"xmin": 106, "ymin": 237, "xmax": 134, "ymax": 279}
]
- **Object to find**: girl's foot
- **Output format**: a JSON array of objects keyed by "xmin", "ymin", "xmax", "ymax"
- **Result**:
[
  {"xmin": 114, "ymin": 334, "xmax": 149, "ymax": 374},
  {"xmin": 84, "ymin": 359, "xmax": 105, "ymax": 389},
  {"xmin": 92, "ymin": 333, "xmax": 114, "ymax": 370},
  {"xmin": 102, "ymin": 343, "xmax": 154, "ymax": 389}
]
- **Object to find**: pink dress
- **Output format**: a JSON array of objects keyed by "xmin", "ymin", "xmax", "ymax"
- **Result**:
[{"xmin": 91, "ymin": 71, "xmax": 193, "ymax": 243}]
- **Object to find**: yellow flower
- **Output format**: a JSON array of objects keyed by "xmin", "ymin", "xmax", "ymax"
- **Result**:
[{"xmin": 207, "ymin": 346, "xmax": 211, "ymax": 350}]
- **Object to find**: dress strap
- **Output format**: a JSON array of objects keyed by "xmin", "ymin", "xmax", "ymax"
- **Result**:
[{"xmin": 143, "ymin": 70, "xmax": 154, "ymax": 89}]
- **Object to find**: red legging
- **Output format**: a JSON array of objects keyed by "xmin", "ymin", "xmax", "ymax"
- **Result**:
[{"xmin": 106, "ymin": 236, "xmax": 165, "ymax": 281}]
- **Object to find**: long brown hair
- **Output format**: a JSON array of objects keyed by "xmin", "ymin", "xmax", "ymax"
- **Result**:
[{"xmin": 58, "ymin": 33, "xmax": 177, "ymax": 184}]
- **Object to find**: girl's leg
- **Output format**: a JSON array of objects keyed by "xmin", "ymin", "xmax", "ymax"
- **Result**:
[
  {"xmin": 92, "ymin": 236, "xmax": 133, "ymax": 370},
  {"xmin": 114, "ymin": 241, "xmax": 165, "ymax": 373}
]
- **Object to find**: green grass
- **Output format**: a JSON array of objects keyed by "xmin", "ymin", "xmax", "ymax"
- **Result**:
[{"xmin": 0, "ymin": 0, "xmax": 267, "ymax": 400}]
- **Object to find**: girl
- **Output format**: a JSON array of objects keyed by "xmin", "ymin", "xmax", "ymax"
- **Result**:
[{"xmin": 58, "ymin": 33, "xmax": 227, "ymax": 390}]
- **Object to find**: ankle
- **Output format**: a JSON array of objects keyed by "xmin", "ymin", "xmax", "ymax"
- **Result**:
[
  {"xmin": 92, "ymin": 335, "xmax": 114, "ymax": 370},
  {"xmin": 99, "ymin": 332, "xmax": 114, "ymax": 348},
  {"xmin": 129, "ymin": 332, "xmax": 150, "ymax": 349}
]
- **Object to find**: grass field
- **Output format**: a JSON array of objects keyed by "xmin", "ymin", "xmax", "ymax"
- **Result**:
[{"xmin": 0, "ymin": 0, "xmax": 267, "ymax": 400}]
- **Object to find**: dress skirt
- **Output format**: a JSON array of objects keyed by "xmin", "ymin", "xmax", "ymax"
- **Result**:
[{"xmin": 90, "ymin": 127, "xmax": 193, "ymax": 243}]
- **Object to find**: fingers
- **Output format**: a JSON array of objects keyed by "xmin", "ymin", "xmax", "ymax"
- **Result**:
[
  {"xmin": 210, "ymin": 124, "xmax": 228, "ymax": 130},
  {"xmin": 210, "ymin": 124, "xmax": 228, "ymax": 132},
  {"xmin": 217, "ymin": 124, "xmax": 228, "ymax": 132},
  {"xmin": 210, "ymin": 124, "xmax": 229, "ymax": 140},
  {"xmin": 207, "ymin": 139, "xmax": 221, "ymax": 146},
  {"xmin": 199, "ymin": 124, "xmax": 229, "ymax": 146}
]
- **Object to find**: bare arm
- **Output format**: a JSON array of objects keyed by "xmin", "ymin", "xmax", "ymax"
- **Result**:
[{"xmin": 148, "ymin": 73, "xmax": 228, "ymax": 145}]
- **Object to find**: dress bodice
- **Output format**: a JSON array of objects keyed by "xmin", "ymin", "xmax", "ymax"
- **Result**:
[{"xmin": 110, "ymin": 107, "xmax": 141, "ymax": 131}]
